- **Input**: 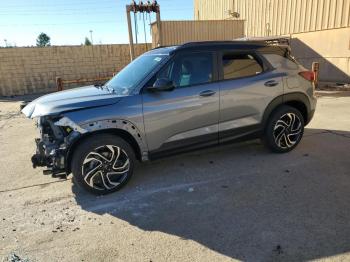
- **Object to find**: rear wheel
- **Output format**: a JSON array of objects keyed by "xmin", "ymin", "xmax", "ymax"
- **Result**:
[
  {"xmin": 264, "ymin": 105, "xmax": 305, "ymax": 153},
  {"xmin": 71, "ymin": 134, "xmax": 135, "ymax": 195}
]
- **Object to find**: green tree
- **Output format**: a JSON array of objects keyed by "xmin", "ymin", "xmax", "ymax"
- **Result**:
[
  {"xmin": 36, "ymin": 33, "xmax": 51, "ymax": 47},
  {"xmin": 84, "ymin": 37, "xmax": 92, "ymax": 46}
]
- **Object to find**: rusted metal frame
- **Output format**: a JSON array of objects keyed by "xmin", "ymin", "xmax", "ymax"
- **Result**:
[
  {"xmin": 312, "ymin": 62, "xmax": 320, "ymax": 88},
  {"xmin": 55, "ymin": 77, "xmax": 63, "ymax": 91},
  {"xmin": 126, "ymin": 1, "xmax": 161, "ymax": 61}
]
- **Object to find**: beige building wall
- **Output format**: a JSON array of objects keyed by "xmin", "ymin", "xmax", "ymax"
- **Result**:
[
  {"xmin": 291, "ymin": 27, "xmax": 350, "ymax": 82},
  {"xmin": 194, "ymin": 0, "xmax": 350, "ymax": 37},
  {"xmin": 194, "ymin": 0, "xmax": 350, "ymax": 83},
  {"xmin": 151, "ymin": 20, "xmax": 244, "ymax": 48},
  {"xmin": 0, "ymin": 44, "xmax": 150, "ymax": 96}
]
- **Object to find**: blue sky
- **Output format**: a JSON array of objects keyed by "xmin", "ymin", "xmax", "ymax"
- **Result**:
[{"xmin": 0, "ymin": 0, "xmax": 193, "ymax": 46}]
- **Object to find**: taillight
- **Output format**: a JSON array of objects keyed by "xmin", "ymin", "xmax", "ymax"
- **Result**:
[{"xmin": 299, "ymin": 71, "xmax": 315, "ymax": 82}]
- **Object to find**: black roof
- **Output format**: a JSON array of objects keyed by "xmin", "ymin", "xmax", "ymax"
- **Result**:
[{"xmin": 177, "ymin": 41, "xmax": 269, "ymax": 51}]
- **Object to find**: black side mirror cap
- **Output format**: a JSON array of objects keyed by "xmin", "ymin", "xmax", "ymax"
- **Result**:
[{"xmin": 148, "ymin": 78, "xmax": 175, "ymax": 92}]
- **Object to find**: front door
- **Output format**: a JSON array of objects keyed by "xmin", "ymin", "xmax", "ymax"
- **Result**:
[{"xmin": 142, "ymin": 51, "xmax": 220, "ymax": 157}]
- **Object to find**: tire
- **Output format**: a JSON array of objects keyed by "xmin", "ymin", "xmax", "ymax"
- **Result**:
[
  {"xmin": 71, "ymin": 134, "xmax": 135, "ymax": 195},
  {"xmin": 264, "ymin": 105, "xmax": 305, "ymax": 153}
]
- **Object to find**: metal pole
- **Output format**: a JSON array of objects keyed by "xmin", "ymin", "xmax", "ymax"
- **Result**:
[
  {"xmin": 134, "ymin": 12, "xmax": 138, "ymax": 44},
  {"xmin": 156, "ymin": 9, "xmax": 162, "ymax": 47},
  {"xmin": 142, "ymin": 12, "xmax": 148, "ymax": 50},
  {"xmin": 126, "ymin": 6, "xmax": 135, "ymax": 61},
  {"xmin": 89, "ymin": 30, "xmax": 93, "ymax": 45}
]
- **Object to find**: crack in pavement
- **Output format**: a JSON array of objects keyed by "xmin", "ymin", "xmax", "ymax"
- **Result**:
[
  {"xmin": 0, "ymin": 112, "xmax": 23, "ymax": 129},
  {"xmin": 0, "ymin": 178, "xmax": 71, "ymax": 194},
  {"xmin": 0, "ymin": 111, "xmax": 22, "ymax": 120},
  {"xmin": 304, "ymin": 130, "xmax": 350, "ymax": 139},
  {"xmin": 304, "ymin": 131, "xmax": 329, "ymax": 137},
  {"xmin": 325, "ymin": 130, "xmax": 350, "ymax": 139}
]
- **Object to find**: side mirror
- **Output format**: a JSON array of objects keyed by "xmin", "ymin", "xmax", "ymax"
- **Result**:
[{"xmin": 148, "ymin": 78, "xmax": 175, "ymax": 92}]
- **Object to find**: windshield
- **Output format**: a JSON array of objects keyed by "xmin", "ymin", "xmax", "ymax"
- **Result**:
[{"xmin": 105, "ymin": 54, "xmax": 167, "ymax": 96}]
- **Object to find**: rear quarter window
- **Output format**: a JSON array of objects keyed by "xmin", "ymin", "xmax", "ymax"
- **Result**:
[
  {"xmin": 262, "ymin": 54, "xmax": 299, "ymax": 70},
  {"xmin": 222, "ymin": 53, "xmax": 263, "ymax": 80}
]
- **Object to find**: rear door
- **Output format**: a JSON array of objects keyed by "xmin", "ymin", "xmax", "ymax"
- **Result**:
[
  {"xmin": 218, "ymin": 50, "xmax": 284, "ymax": 143},
  {"xmin": 142, "ymin": 51, "xmax": 220, "ymax": 157}
]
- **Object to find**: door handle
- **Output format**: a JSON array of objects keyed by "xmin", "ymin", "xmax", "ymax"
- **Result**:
[
  {"xmin": 264, "ymin": 80, "xmax": 279, "ymax": 87},
  {"xmin": 199, "ymin": 90, "xmax": 216, "ymax": 97}
]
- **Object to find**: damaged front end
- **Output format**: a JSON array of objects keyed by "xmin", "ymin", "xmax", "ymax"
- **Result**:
[
  {"xmin": 20, "ymin": 84, "xmax": 123, "ymax": 178},
  {"xmin": 32, "ymin": 116, "xmax": 83, "ymax": 177}
]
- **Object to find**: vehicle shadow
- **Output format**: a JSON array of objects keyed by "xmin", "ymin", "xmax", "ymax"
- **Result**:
[{"xmin": 72, "ymin": 128, "xmax": 350, "ymax": 261}]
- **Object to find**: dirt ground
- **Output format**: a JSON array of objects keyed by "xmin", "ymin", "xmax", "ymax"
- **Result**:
[{"xmin": 0, "ymin": 91, "xmax": 349, "ymax": 262}]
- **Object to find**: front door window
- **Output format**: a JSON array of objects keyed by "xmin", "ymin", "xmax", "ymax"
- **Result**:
[{"xmin": 158, "ymin": 52, "xmax": 213, "ymax": 88}]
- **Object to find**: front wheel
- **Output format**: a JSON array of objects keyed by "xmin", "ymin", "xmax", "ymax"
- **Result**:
[
  {"xmin": 71, "ymin": 134, "xmax": 135, "ymax": 195},
  {"xmin": 264, "ymin": 106, "xmax": 305, "ymax": 153}
]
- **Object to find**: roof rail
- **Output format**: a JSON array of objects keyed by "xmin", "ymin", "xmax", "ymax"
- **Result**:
[
  {"xmin": 234, "ymin": 36, "xmax": 290, "ymax": 46},
  {"xmin": 180, "ymin": 41, "xmax": 238, "ymax": 47},
  {"xmin": 176, "ymin": 40, "xmax": 265, "ymax": 50}
]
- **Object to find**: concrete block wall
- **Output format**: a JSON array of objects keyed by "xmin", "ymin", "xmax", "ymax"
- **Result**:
[{"xmin": 0, "ymin": 44, "xmax": 150, "ymax": 96}]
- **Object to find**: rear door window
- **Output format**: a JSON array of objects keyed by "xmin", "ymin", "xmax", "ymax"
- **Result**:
[{"xmin": 222, "ymin": 53, "xmax": 263, "ymax": 80}]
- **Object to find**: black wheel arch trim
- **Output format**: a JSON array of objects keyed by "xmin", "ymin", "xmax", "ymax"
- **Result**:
[
  {"xmin": 65, "ymin": 119, "xmax": 148, "ymax": 174},
  {"xmin": 262, "ymin": 92, "xmax": 312, "ymax": 128}
]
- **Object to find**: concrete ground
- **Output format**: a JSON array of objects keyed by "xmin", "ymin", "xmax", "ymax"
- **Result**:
[{"xmin": 0, "ymin": 91, "xmax": 349, "ymax": 262}]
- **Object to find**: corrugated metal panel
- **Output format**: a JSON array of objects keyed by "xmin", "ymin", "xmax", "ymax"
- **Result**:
[
  {"xmin": 342, "ymin": 0, "xmax": 350, "ymax": 27},
  {"xmin": 151, "ymin": 20, "xmax": 245, "ymax": 48},
  {"xmin": 194, "ymin": 0, "xmax": 233, "ymax": 20},
  {"xmin": 194, "ymin": 0, "xmax": 350, "ymax": 37}
]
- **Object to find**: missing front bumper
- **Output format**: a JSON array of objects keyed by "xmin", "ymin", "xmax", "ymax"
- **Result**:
[{"xmin": 31, "ymin": 138, "xmax": 67, "ymax": 177}]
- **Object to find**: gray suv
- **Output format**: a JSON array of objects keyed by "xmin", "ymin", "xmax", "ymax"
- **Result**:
[{"xmin": 22, "ymin": 41, "xmax": 317, "ymax": 195}]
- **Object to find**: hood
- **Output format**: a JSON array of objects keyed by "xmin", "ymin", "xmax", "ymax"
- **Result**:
[{"xmin": 22, "ymin": 85, "xmax": 123, "ymax": 118}]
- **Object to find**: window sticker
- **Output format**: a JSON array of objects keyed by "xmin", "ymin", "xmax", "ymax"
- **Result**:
[{"xmin": 154, "ymin": 57, "xmax": 162, "ymax": 62}]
